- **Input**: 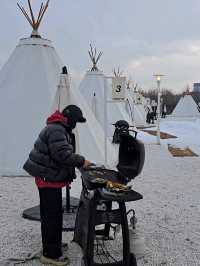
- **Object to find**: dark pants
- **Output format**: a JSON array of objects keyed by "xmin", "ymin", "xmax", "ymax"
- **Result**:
[
  {"xmin": 38, "ymin": 188, "xmax": 63, "ymax": 259},
  {"xmin": 146, "ymin": 112, "xmax": 154, "ymax": 124}
]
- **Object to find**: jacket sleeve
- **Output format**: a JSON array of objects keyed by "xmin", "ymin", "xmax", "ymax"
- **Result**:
[{"xmin": 47, "ymin": 129, "xmax": 85, "ymax": 167}]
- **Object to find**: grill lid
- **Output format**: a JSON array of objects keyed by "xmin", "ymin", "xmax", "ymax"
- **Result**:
[{"xmin": 117, "ymin": 134, "xmax": 145, "ymax": 179}]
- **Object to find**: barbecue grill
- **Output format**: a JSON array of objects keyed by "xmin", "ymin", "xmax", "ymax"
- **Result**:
[
  {"xmin": 74, "ymin": 132, "xmax": 145, "ymax": 266},
  {"xmin": 112, "ymin": 120, "xmax": 138, "ymax": 144}
]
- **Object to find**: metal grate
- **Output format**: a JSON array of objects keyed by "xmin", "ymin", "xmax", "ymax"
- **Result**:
[
  {"xmin": 94, "ymin": 238, "xmax": 121, "ymax": 264},
  {"xmin": 94, "ymin": 226, "xmax": 123, "ymax": 264}
]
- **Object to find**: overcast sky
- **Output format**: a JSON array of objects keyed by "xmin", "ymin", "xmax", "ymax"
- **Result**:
[{"xmin": 1, "ymin": 0, "xmax": 200, "ymax": 92}]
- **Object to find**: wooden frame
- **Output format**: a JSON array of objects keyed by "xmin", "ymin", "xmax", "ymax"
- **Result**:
[
  {"xmin": 88, "ymin": 44, "xmax": 103, "ymax": 71},
  {"xmin": 17, "ymin": 0, "xmax": 50, "ymax": 34}
]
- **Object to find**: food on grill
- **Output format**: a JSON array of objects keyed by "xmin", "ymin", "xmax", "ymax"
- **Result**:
[
  {"xmin": 91, "ymin": 177, "xmax": 107, "ymax": 184},
  {"xmin": 106, "ymin": 181, "xmax": 131, "ymax": 192},
  {"xmin": 90, "ymin": 177, "xmax": 131, "ymax": 192}
]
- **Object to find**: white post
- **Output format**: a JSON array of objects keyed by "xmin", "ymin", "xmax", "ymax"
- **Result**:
[
  {"xmin": 157, "ymin": 79, "xmax": 161, "ymax": 145},
  {"xmin": 58, "ymin": 85, "xmax": 61, "ymax": 112},
  {"xmin": 153, "ymin": 74, "xmax": 164, "ymax": 145},
  {"xmin": 132, "ymin": 91, "xmax": 135, "ymax": 125}
]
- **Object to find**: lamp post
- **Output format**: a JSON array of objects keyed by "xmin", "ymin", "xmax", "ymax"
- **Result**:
[{"xmin": 153, "ymin": 74, "xmax": 164, "ymax": 145}]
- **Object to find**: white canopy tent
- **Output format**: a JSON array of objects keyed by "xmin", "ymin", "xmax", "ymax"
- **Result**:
[
  {"xmin": 0, "ymin": 1, "xmax": 62, "ymax": 176},
  {"xmin": 172, "ymin": 94, "xmax": 200, "ymax": 118}
]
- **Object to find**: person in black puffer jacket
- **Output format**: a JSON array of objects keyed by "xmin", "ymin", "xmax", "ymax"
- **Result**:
[{"xmin": 23, "ymin": 105, "xmax": 91, "ymax": 266}]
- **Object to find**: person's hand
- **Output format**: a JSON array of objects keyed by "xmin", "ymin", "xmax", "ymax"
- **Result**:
[{"xmin": 83, "ymin": 160, "xmax": 92, "ymax": 169}]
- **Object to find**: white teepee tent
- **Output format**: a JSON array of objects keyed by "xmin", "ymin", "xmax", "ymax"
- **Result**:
[
  {"xmin": 0, "ymin": 0, "xmax": 62, "ymax": 176},
  {"xmin": 52, "ymin": 67, "xmax": 116, "ymax": 165},
  {"xmin": 125, "ymin": 83, "xmax": 147, "ymax": 127},
  {"xmin": 172, "ymin": 94, "xmax": 200, "ymax": 118},
  {"xmin": 78, "ymin": 46, "xmax": 133, "ymax": 136}
]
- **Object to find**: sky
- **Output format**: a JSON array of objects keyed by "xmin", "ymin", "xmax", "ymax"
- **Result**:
[{"xmin": 1, "ymin": 0, "xmax": 200, "ymax": 92}]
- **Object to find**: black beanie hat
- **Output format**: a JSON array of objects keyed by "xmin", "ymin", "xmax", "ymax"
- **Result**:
[{"xmin": 62, "ymin": 105, "xmax": 86, "ymax": 123}]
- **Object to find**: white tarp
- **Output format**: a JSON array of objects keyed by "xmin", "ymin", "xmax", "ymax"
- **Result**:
[{"xmin": 0, "ymin": 37, "xmax": 62, "ymax": 176}]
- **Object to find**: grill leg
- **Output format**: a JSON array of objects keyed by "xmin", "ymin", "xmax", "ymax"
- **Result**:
[
  {"xmin": 81, "ymin": 257, "xmax": 88, "ymax": 266},
  {"xmin": 104, "ymin": 202, "xmax": 112, "ymax": 238},
  {"xmin": 85, "ymin": 200, "xmax": 97, "ymax": 266},
  {"xmin": 130, "ymin": 253, "xmax": 137, "ymax": 266},
  {"xmin": 119, "ymin": 202, "xmax": 137, "ymax": 266},
  {"xmin": 75, "ymin": 191, "xmax": 138, "ymax": 266}
]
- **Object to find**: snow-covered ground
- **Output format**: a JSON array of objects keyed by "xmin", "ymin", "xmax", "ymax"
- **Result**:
[
  {"xmin": 138, "ymin": 118, "xmax": 200, "ymax": 155},
  {"xmin": 0, "ymin": 119, "xmax": 200, "ymax": 265}
]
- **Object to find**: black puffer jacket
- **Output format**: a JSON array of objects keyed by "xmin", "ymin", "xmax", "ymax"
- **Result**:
[{"xmin": 23, "ymin": 111, "xmax": 85, "ymax": 182}]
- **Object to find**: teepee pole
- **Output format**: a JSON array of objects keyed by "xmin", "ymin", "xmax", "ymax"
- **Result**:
[
  {"xmin": 17, "ymin": 4, "xmax": 33, "ymax": 27},
  {"xmin": 17, "ymin": 0, "xmax": 50, "ymax": 37},
  {"xmin": 96, "ymin": 52, "xmax": 103, "ymax": 64},
  {"xmin": 88, "ymin": 44, "xmax": 103, "ymax": 71},
  {"xmin": 37, "ymin": 3, "xmax": 44, "ymax": 22},
  {"xmin": 37, "ymin": 0, "xmax": 49, "ymax": 27},
  {"xmin": 36, "ymin": 5, "xmax": 46, "ymax": 28},
  {"xmin": 113, "ymin": 67, "xmax": 123, "ymax": 77},
  {"xmin": 28, "ymin": 0, "xmax": 36, "ymax": 27},
  {"xmin": 58, "ymin": 85, "xmax": 61, "ymax": 112},
  {"xmin": 104, "ymin": 78, "xmax": 108, "ymax": 166}
]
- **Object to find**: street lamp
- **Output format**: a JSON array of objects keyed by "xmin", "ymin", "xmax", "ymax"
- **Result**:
[{"xmin": 153, "ymin": 74, "xmax": 164, "ymax": 145}]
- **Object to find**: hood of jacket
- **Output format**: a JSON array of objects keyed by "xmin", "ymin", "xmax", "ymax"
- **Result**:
[{"xmin": 46, "ymin": 110, "xmax": 68, "ymax": 126}]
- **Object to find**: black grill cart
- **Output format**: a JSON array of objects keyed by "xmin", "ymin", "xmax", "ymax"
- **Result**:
[{"xmin": 74, "ymin": 134, "xmax": 145, "ymax": 266}]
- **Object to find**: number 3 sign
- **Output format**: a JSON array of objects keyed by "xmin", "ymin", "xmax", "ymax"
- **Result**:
[{"xmin": 112, "ymin": 77, "xmax": 126, "ymax": 100}]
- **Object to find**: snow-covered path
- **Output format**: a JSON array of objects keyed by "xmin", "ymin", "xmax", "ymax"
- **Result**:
[
  {"xmin": 0, "ymin": 144, "xmax": 200, "ymax": 265},
  {"xmin": 132, "ymin": 145, "xmax": 200, "ymax": 266}
]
